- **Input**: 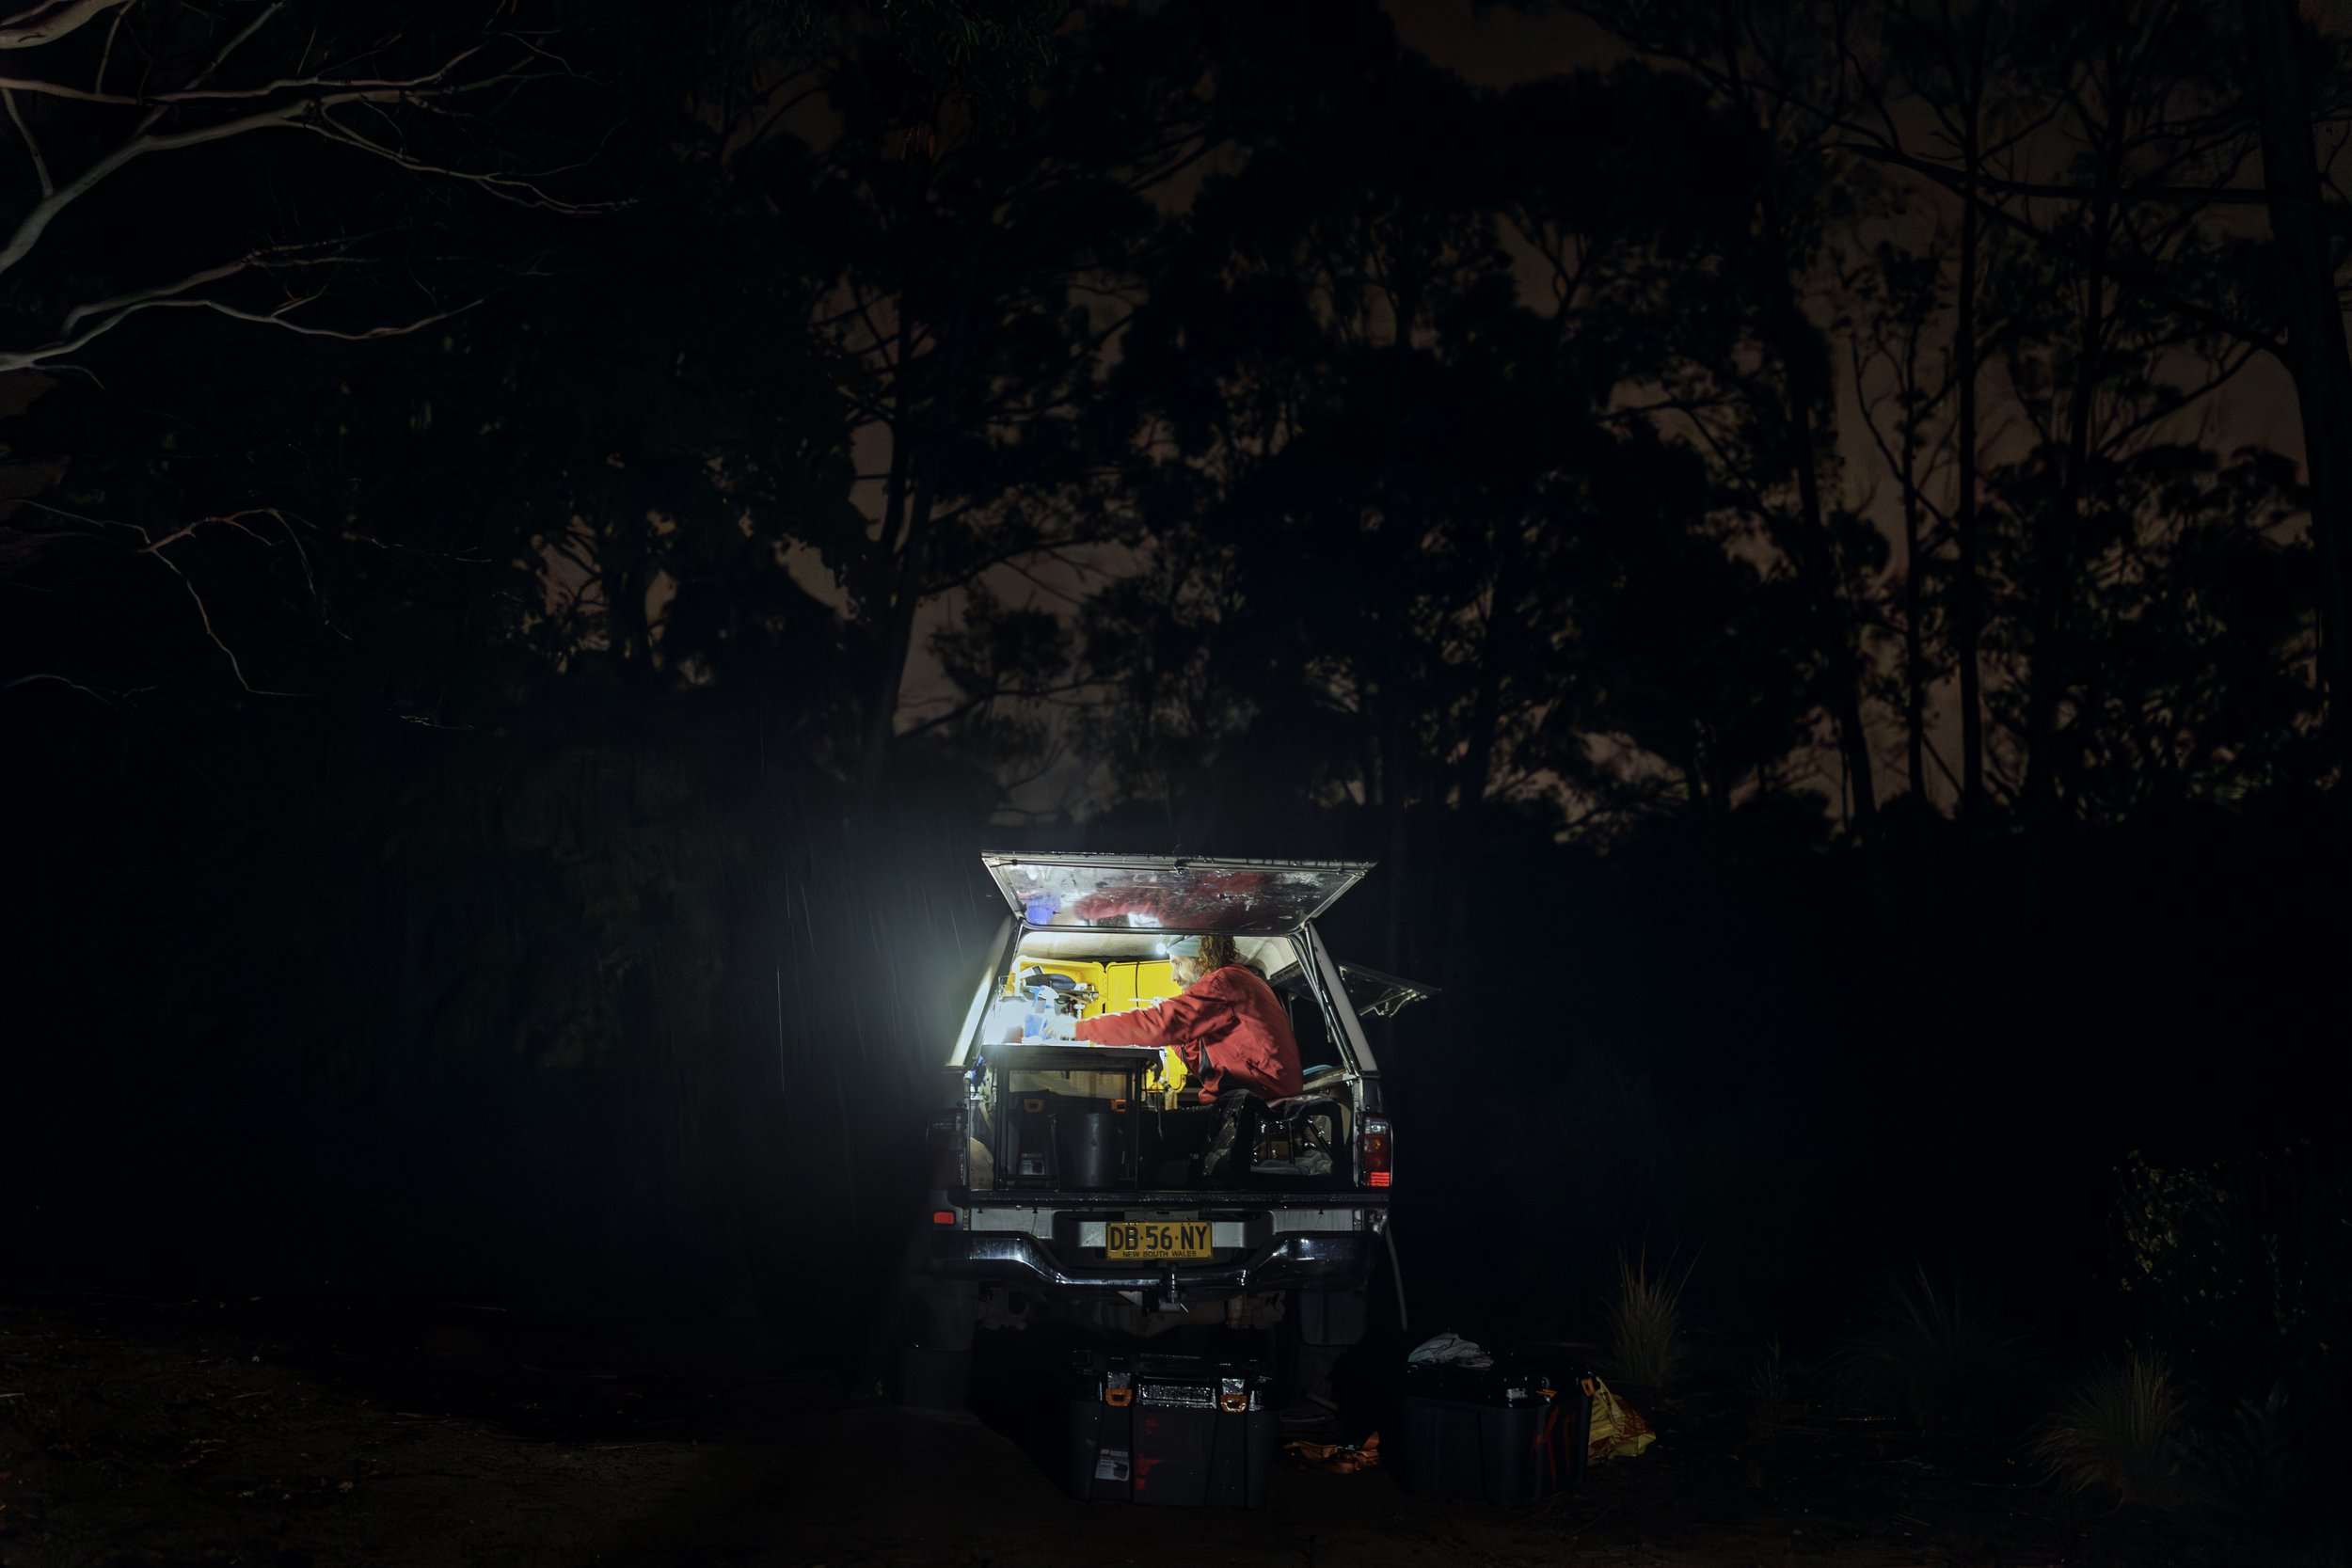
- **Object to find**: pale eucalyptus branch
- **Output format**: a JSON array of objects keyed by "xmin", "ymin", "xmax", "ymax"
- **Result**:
[
  {"xmin": 90, "ymin": 0, "xmax": 121, "ymax": 92},
  {"xmin": 2, "ymin": 81, "xmax": 48, "ymax": 194},
  {"xmin": 301, "ymin": 101, "xmax": 619, "ymax": 214},
  {"xmin": 58, "ymin": 258, "xmax": 247, "ymax": 334},
  {"xmin": 0, "ymin": 251, "xmax": 488, "ymax": 374},
  {"xmin": 148, "ymin": 538, "xmax": 305, "ymax": 696},
  {"xmin": 0, "ymin": 50, "xmax": 503, "ymax": 103},
  {"xmin": 0, "ymin": 500, "xmax": 311, "ymax": 693},
  {"xmin": 0, "ymin": 0, "xmax": 131, "ymax": 51},
  {"xmin": 0, "ymin": 40, "xmax": 584, "ymax": 283}
]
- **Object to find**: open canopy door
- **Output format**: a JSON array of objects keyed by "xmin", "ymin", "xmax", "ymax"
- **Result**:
[
  {"xmin": 1335, "ymin": 961, "xmax": 1440, "ymax": 1020},
  {"xmin": 981, "ymin": 852, "xmax": 1372, "ymax": 935}
]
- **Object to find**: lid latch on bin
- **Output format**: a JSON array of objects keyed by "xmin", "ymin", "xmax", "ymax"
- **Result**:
[
  {"xmin": 1218, "ymin": 1376, "xmax": 1250, "ymax": 1414},
  {"xmin": 1104, "ymin": 1372, "xmax": 1134, "ymax": 1407}
]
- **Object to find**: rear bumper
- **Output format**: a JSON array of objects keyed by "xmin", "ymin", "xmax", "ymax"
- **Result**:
[
  {"xmin": 926, "ymin": 1193, "xmax": 1384, "ymax": 1295},
  {"xmin": 930, "ymin": 1228, "xmax": 1376, "ymax": 1293}
]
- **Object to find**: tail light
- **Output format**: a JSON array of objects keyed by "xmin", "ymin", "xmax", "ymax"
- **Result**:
[
  {"xmin": 1359, "ymin": 1117, "xmax": 1391, "ymax": 1188},
  {"xmin": 927, "ymin": 1116, "xmax": 964, "ymax": 1189}
]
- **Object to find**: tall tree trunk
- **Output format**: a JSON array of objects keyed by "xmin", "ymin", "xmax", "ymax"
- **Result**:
[
  {"xmin": 1380, "ymin": 687, "xmax": 1410, "ymax": 974},
  {"xmin": 1371, "ymin": 534, "xmax": 1412, "ymax": 975},
  {"xmin": 1441, "ymin": 519, "xmax": 1526, "ymax": 974},
  {"xmin": 1954, "ymin": 167, "xmax": 1987, "ymax": 814},
  {"xmin": 1789, "ymin": 391, "xmax": 1882, "ymax": 847},
  {"xmin": 2022, "ymin": 183, "xmax": 2114, "ymax": 836},
  {"xmin": 860, "ymin": 486, "xmax": 932, "ymax": 784},
  {"xmin": 1380, "ymin": 288, "xmax": 1423, "ymax": 976},
  {"xmin": 1898, "ymin": 380, "xmax": 1931, "ymax": 805},
  {"xmin": 2244, "ymin": 0, "xmax": 2352, "ymax": 767},
  {"xmin": 1730, "ymin": 44, "xmax": 1883, "ymax": 865},
  {"xmin": 1453, "ymin": 521, "xmax": 1524, "ymax": 822}
]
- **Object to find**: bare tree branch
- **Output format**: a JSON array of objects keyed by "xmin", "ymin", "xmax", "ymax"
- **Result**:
[
  {"xmin": 89, "ymin": 0, "xmax": 121, "ymax": 91},
  {"xmin": 1, "ymin": 35, "xmax": 590, "ymax": 282},
  {"xmin": 0, "ymin": 48, "xmax": 510, "ymax": 103},
  {"xmin": 1837, "ymin": 138, "xmax": 2307, "ymax": 215},
  {"xmin": 56, "ymin": 257, "xmax": 248, "ymax": 334},
  {"xmin": 0, "ymin": 0, "xmax": 131, "ymax": 51},
  {"xmin": 301, "ymin": 101, "xmax": 618, "ymax": 214},
  {"xmin": 2, "ymin": 238, "xmax": 503, "ymax": 374},
  {"xmin": 2, "ymin": 81, "xmax": 46, "ymax": 193}
]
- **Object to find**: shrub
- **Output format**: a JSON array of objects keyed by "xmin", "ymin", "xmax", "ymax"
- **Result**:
[
  {"xmin": 2185, "ymin": 1383, "xmax": 2302, "ymax": 1538},
  {"xmin": 1834, "ymin": 1266, "xmax": 2034, "ymax": 1435},
  {"xmin": 1607, "ymin": 1245, "xmax": 1692, "ymax": 1389},
  {"xmin": 2031, "ymin": 1350, "xmax": 2186, "ymax": 1511},
  {"xmin": 1747, "ymin": 1336, "xmax": 1790, "ymax": 1427},
  {"xmin": 2111, "ymin": 1148, "xmax": 2349, "ymax": 1423}
]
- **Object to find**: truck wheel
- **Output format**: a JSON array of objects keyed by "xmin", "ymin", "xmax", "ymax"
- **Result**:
[
  {"xmin": 892, "ymin": 1276, "xmax": 979, "ymax": 1409},
  {"xmin": 1294, "ymin": 1285, "xmax": 1369, "ymax": 1347},
  {"xmin": 1277, "ymin": 1339, "xmax": 1346, "ymax": 1413},
  {"xmin": 1276, "ymin": 1286, "xmax": 1368, "ymax": 1412},
  {"xmin": 911, "ymin": 1277, "xmax": 980, "ymax": 1353},
  {"xmin": 898, "ymin": 1345, "xmax": 973, "ymax": 1410}
]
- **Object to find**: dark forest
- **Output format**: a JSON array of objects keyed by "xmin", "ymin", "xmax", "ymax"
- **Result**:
[{"xmin": 3, "ymin": 2, "xmax": 2346, "ymax": 1563}]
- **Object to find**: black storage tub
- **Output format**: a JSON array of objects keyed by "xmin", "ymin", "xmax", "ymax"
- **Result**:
[
  {"xmin": 1399, "ymin": 1358, "xmax": 1592, "ymax": 1506},
  {"xmin": 998, "ymin": 1090, "xmax": 1137, "ymax": 1191},
  {"xmin": 1064, "ymin": 1352, "xmax": 1275, "ymax": 1507}
]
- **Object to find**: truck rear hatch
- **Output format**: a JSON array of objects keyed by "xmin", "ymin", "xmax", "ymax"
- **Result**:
[{"xmin": 980, "ymin": 852, "xmax": 1371, "ymax": 933}]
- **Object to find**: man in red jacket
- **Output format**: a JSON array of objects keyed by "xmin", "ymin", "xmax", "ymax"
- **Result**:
[{"xmin": 1074, "ymin": 932, "xmax": 1303, "ymax": 1103}]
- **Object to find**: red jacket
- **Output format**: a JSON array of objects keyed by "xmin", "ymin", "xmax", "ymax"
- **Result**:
[{"xmin": 1075, "ymin": 964, "xmax": 1303, "ymax": 1104}]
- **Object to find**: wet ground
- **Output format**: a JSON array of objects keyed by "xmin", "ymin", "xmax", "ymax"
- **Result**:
[{"xmin": 0, "ymin": 1289, "xmax": 2214, "ymax": 1567}]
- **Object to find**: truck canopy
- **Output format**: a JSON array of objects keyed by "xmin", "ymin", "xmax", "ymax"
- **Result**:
[
  {"xmin": 980, "ymin": 852, "xmax": 1371, "ymax": 935},
  {"xmin": 1335, "ymin": 961, "xmax": 1440, "ymax": 1019}
]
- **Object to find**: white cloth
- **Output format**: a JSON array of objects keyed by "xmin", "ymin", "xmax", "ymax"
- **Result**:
[{"xmin": 1407, "ymin": 1331, "xmax": 1492, "ymax": 1368}]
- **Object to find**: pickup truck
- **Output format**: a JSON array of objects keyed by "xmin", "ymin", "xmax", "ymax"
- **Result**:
[{"xmin": 901, "ymin": 852, "xmax": 1431, "ymax": 1406}]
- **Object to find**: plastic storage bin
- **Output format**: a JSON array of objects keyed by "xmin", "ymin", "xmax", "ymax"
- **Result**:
[
  {"xmin": 1064, "ymin": 1352, "xmax": 1275, "ymax": 1507},
  {"xmin": 997, "ymin": 1092, "xmax": 1061, "ymax": 1187},
  {"xmin": 1054, "ymin": 1100, "xmax": 1127, "ymax": 1189},
  {"xmin": 1399, "ymin": 1359, "xmax": 1592, "ymax": 1505},
  {"xmin": 997, "ymin": 1092, "xmax": 1137, "ymax": 1190}
]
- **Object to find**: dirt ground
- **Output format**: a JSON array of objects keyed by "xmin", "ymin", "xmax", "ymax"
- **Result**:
[{"xmin": 0, "ymin": 1289, "xmax": 2217, "ymax": 1568}]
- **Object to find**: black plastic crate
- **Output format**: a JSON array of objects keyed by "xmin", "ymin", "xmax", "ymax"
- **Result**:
[
  {"xmin": 998, "ymin": 1091, "xmax": 1061, "ymax": 1187},
  {"xmin": 998, "ymin": 1092, "xmax": 1139, "ymax": 1190},
  {"xmin": 1053, "ymin": 1098, "xmax": 1136, "ymax": 1190},
  {"xmin": 1064, "ymin": 1352, "xmax": 1275, "ymax": 1507},
  {"xmin": 1399, "ymin": 1359, "xmax": 1592, "ymax": 1505}
]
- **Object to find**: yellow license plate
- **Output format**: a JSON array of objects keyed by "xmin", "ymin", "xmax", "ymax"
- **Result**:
[{"xmin": 1105, "ymin": 1219, "xmax": 1212, "ymax": 1260}]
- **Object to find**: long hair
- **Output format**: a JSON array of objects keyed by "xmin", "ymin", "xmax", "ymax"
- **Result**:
[{"xmin": 1196, "ymin": 932, "xmax": 1243, "ymax": 973}]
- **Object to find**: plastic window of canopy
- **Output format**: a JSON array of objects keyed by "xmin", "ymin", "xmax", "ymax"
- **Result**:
[
  {"xmin": 980, "ymin": 852, "xmax": 1372, "ymax": 935},
  {"xmin": 1336, "ymin": 961, "xmax": 1440, "ymax": 1020}
]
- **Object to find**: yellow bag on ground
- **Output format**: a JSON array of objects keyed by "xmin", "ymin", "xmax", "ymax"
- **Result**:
[{"xmin": 1581, "ymin": 1376, "xmax": 1656, "ymax": 1462}]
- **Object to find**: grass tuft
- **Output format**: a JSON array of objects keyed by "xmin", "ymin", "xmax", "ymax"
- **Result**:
[
  {"xmin": 1835, "ymin": 1265, "xmax": 2034, "ymax": 1436},
  {"xmin": 1747, "ymin": 1336, "xmax": 1790, "ymax": 1426},
  {"xmin": 2184, "ymin": 1382, "xmax": 2303, "ymax": 1537},
  {"xmin": 1607, "ymin": 1244, "xmax": 1692, "ymax": 1389},
  {"xmin": 2030, "ymin": 1349, "xmax": 2186, "ymax": 1511}
]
